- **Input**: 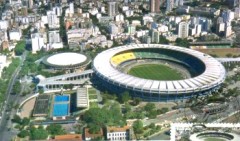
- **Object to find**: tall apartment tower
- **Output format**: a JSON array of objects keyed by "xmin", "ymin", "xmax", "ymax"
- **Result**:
[
  {"xmin": 150, "ymin": 0, "xmax": 161, "ymax": 13},
  {"xmin": 108, "ymin": 1, "xmax": 118, "ymax": 17},
  {"xmin": 166, "ymin": 0, "xmax": 174, "ymax": 12},
  {"xmin": 178, "ymin": 21, "xmax": 189, "ymax": 38}
]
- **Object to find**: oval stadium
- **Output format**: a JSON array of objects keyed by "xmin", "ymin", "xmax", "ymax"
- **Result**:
[
  {"xmin": 93, "ymin": 44, "xmax": 226, "ymax": 101},
  {"xmin": 42, "ymin": 52, "xmax": 90, "ymax": 70}
]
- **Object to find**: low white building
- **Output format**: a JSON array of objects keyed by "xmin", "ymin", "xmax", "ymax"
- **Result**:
[{"xmin": 106, "ymin": 126, "xmax": 131, "ymax": 141}]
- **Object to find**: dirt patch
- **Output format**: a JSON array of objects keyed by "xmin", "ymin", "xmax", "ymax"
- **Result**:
[
  {"xmin": 195, "ymin": 48, "xmax": 240, "ymax": 57},
  {"xmin": 20, "ymin": 97, "xmax": 36, "ymax": 118}
]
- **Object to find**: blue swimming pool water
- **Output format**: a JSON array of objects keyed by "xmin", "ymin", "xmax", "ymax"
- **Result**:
[
  {"xmin": 53, "ymin": 104, "xmax": 69, "ymax": 116},
  {"xmin": 54, "ymin": 95, "xmax": 69, "ymax": 102}
]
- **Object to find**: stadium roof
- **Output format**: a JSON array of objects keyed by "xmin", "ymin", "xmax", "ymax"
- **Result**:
[
  {"xmin": 93, "ymin": 44, "xmax": 226, "ymax": 94},
  {"xmin": 46, "ymin": 52, "xmax": 87, "ymax": 66}
]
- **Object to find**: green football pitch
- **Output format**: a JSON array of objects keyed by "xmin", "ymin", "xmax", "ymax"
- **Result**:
[{"xmin": 128, "ymin": 64, "xmax": 183, "ymax": 80}]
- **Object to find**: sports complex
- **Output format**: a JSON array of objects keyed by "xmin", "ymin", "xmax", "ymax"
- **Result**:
[{"xmin": 92, "ymin": 44, "xmax": 226, "ymax": 101}]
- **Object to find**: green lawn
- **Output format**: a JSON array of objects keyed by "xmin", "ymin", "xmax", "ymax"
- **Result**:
[
  {"xmin": 90, "ymin": 102, "xmax": 98, "ymax": 108},
  {"xmin": 89, "ymin": 95, "xmax": 98, "ymax": 99},
  {"xmin": 88, "ymin": 88, "xmax": 96, "ymax": 95},
  {"xmin": 203, "ymin": 137, "xmax": 225, "ymax": 141},
  {"xmin": 128, "ymin": 64, "xmax": 183, "ymax": 80}
]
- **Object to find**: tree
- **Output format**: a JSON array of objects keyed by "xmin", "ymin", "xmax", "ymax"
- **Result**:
[
  {"xmin": 175, "ymin": 38, "xmax": 190, "ymax": 48},
  {"xmin": 18, "ymin": 130, "xmax": 29, "ymax": 138},
  {"xmin": 12, "ymin": 115, "xmax": 22, "ymax": 124},
  {"xmin": 149, "ymin": 123, "xmax": 155, "ymax": 129},
  {"xmin": 46, "ymin": 124, "xmax": 65, "ymax": 136},
  {"xmin": 88, "ymin": 123, "xmax": 101, "ymax": 134},
  {"xmin": 69, "ymin": 83, "xmax": 74, "ymax": 90},
  {"xmin": 30, "ymin": 126, "xmax": 48, "ymax": 140},
  {"xmin": 83, "ymin": 108, "xmax": 110, "ymax": 127},
  {"xmin": 226, "ymin": 53, "xmax": 233, "ymax": 57},
  {"xmin": 132, "ymin": 97, "xmax": 142, "ymax": 106},
  {"xmin": 12, "ymin": 81, "xmax": 21, "ymax": 94},
  {"xmin": 147, "ymin": 110, "xmax": 158, "ymax": 119},
  {"xmin": 38, "ymin": 89, "xmax": 44, "ymax": 94},
  {"xmin": 14, "ymin": 41, "xmax": 26, "ymax": 56},
  {"xmin": 133, "ymin": 120, "xmax": 143, "ymax": 134},
  {"xmin": 159, "ymin": 35, "xmax": 169, "ymax": 44},
  {"xmin": 120, "ymin": 91, "xmax": 131, "ymax": 103},
  {"xmin": 144, "ymin": 103, "xmax": 156, "ymax": 111},
  {"xmin": 21, "ymin": 117, "xmax": 30, "ymax": 127}
]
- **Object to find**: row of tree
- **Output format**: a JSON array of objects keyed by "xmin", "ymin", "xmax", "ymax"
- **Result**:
[{"xmin": 18, "ymin": 124, "xmax": 65, "ymax": 139}]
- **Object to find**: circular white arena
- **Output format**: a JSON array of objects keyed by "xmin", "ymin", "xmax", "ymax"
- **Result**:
[
  {"xmin": 43, "ymin": 52, "xmax": 90, "ymax": 70},
  {"xmin": 93, "ymin": 44, "xmax": 226, "ymax": 101}
]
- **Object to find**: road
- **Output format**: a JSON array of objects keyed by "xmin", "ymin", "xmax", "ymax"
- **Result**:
[{"xmin": 0, "ymin": 51, "xmax": 27, "ymax": 141}]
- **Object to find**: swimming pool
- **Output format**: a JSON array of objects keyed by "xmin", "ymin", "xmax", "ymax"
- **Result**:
[
  {"xmin": 53, "ymin": 103, "xmax": 69, "ymax": 116},
  {"xmin": 54, "ymin": 95, "xmax": 69, "ymax": 102}
]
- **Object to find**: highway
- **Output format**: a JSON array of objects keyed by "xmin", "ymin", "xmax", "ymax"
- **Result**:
[{"xmin": 0, "ymin": 51, "xmax": 27, "ymax": 141}]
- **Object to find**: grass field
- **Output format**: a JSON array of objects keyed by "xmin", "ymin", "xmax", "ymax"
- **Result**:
[
  {"xmin": 128, "ymin": 64, "xmax": 183, "ymax": 80},
  {"xmin": 201, "ymin": 137, "xmax": 225, "ymax": 141}
]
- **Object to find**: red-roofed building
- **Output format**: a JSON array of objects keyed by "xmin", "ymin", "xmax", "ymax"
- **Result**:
[{"xmin": 54, "ymin": 134, "xmax": 82, "ymax": 141}]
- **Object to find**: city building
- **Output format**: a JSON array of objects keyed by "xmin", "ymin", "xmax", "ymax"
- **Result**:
[
  {"xmin": 47, "ymin": 11, "xmax": 60, "ymax": 29},
  {"xmin": 152, "ymin": 29, "xmax": 160, "ymax": 43},
  {"xmin": 166, "ymin": 0, "xmax": 174, "ymax": 12},
  {"xmin": 150, "ymin": 0, "xmax": 161, "ymax": 13},
  {"xmin": 222, "ymin": 10, "xmax": 234, "ymax": 23},
  {"xmin": 109, "ymin": 23, "xmax": 119, "ymax": 35},
  {"xmin": 31, "ymin": 33, "xmax": 45, "ymax": 53},
  {"xmin": 0, "ymin": 20, "xmax": 8, "ymax": 30},
  {"xmin": 48, "ymin": 30, "xmax": 63, "ymax": 49},
  {"xmin": 178, "ymin": 21, "xmax": 189, "ymax": 38},
  {"xmin": 128, "ymin": 25, "xmax": 136, "ymax": 35},
  {"xmin": 108, "ymin": 1, "xmax": 118, "ymax": 17},
  {"xmin": 9, "ymin": 29, "xmax": 22, "ymax": 41},
  {"xmin": 235, "ymin": 7, "xmax": 240, "ymax": 19}
]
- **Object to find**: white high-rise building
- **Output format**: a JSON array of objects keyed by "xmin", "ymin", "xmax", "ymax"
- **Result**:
[
  {"xmin": 167, "ymin": 0, "xmax": 174, "ymax": 12},
  {"xmin": 52, "ymin": 6, "xmax": 62, "ymax": 17},
  {"xmin": 225, "ymin": 24, "xmax": 232, "ymax": 37},
  {"xmin": 109, "ymin": 23, "xmax": 119, "ymax": 35},
  {"xmin": 196, "ymin": 24, "xmax": 202, "ymax": 36},
  {"xmin": 108, "ymin": 1, "xmax": 118, "ymax": 17},
  {"xmin": 49, "ymin": 30, "xmax": 61, "ymax": 44},
  {"xmin": 152, "ymin": 30, "xmax": 160, "ymax": 43},
  {"xmin": 28, "ymin": 0, "xmax": 33, "ymax": 9},
  {"xmin": 69, "ymin": 2, "xmax": 74, "ymax": 14},
  {"xmin": 31, "ymin": 33, "xmax": 45, "ymax": 53},
  {"xmin": 47, "ymin": 11, "xmax": 60, "ymax": 28},
  {"xmin": 178, "ymin": 21, "xmax": 189, "ymax": 38},
  {"xmin": 235, "ymin": 7, "xmax": 240, "ymax": 19},
  {"xmin": 222, "ymin": 10, "xmax": 234, "ymax": 23},
  {"xmin": 128, "ymin": 25, "xmax": 136, "ymax": 35}
]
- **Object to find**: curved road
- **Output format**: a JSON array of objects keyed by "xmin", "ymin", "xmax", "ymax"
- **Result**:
[{"xmin": 0, "ymin": 51, "xmax": 27, "ymax": 141}]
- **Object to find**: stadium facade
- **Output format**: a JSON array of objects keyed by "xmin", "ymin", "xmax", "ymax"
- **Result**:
[{"xmin": 93, "ymin": 44, "xmax": 226, "ymax": 101}]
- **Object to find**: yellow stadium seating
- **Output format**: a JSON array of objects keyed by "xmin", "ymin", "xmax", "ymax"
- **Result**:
[{"xmin": 111, "ymin": 52, "xmax": 136, "ymax": 65}]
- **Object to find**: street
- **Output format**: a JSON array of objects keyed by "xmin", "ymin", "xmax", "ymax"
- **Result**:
[{"xmin": 0, "ymin": 52, "xmax": 27, "ymax": 141}]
